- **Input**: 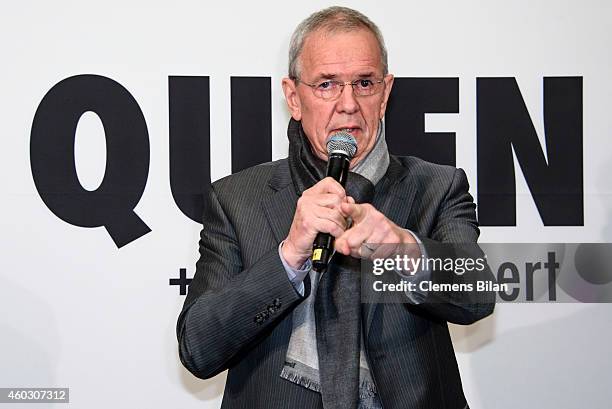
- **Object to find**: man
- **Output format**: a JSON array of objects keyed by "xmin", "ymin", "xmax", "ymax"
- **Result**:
[{"xmin": 177, "ymin": 6, "xmax": 494, "ymax": 409}]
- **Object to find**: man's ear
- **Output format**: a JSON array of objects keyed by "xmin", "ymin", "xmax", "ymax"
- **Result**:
[
  {"xmin": 282, "ymin": 77, "xmax": 302, "ymax": 121},
  {"xmin": 379, "ymin": 74, "xmax": 394, "ymax": 119}
]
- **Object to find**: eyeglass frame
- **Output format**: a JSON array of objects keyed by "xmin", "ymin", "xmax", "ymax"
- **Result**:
[{"xmin": 291, "ymin": 77, "xmax": 387, "ymax": 100}]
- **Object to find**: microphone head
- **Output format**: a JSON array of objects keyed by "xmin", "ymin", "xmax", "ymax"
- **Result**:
[{"xmin": 326, "ymin": 131, "xmax": 357, "ymax": 159}]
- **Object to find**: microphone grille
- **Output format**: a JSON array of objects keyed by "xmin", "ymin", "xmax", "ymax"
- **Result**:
[{"xmin": 326, "ymin": 131, "xmax": 357, "ymax": 159}]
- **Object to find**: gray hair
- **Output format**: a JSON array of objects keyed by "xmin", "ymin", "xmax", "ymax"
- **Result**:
[{"xmin": 288, "ymin": 6, "xmax": 388, "ymax": 79}]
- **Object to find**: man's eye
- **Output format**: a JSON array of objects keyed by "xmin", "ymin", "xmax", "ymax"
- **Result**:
[
  {"xmin": 318, "ymin": 81, "xmax": 334, "ymax": 89},
  {"xmin": 358, "ymin": 79, "xmax": 374, "ymax": 88}
]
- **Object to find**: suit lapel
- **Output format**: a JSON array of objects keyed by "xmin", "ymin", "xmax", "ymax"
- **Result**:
[
  {"xmin": 261, "ymin": 161, "xmax": 298, "ymax": 245},
  {"xmin": 362, "ymin": 156, "xmax": 419, "ymax": 339},
  {"xmin": 262, "ymin": 186, "xmax": 297, "ymax": 244}
]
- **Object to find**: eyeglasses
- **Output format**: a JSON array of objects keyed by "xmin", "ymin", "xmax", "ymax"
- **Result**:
[{"xmin": 293, "ymin": 77, "xmax": 385, "ymax": 100}]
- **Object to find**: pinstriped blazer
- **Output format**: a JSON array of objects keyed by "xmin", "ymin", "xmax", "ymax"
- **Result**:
[{"xmin": 177, "ymin": 154, "xmax": 495, "ymax": 409}]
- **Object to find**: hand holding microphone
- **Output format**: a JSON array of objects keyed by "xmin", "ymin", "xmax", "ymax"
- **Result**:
[
  {"xmin": 311, "ymin": 132, "xmax": 357, "ymax": 271},
  {"xmin": 281, "ymin": 132, "xmax": 357, "ymax": 271}
]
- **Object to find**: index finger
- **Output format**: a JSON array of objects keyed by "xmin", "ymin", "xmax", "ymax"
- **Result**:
[{"xmin": 309, "ymin": 177, "xmax": 346, "ymax": 196}]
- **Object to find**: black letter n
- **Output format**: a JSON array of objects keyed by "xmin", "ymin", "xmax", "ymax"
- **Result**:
[{"xmin": 477, "ymin": 77, "xmax": 583, "ymax": 226}]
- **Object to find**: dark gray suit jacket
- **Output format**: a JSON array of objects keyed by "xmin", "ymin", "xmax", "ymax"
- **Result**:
[{"xmin": 177, "ymin": 155, "xmax": 495, "ymax": 409}]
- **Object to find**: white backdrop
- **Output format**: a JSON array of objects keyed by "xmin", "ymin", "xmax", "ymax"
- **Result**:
[{"xmin": 2, "ymin": 0, "xmax": 611, "ymax": 408}]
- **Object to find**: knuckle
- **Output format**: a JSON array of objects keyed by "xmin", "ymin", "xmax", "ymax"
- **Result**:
[
  {"xmin": 373, "ymin": 210, "xmax": 384, "ymax": 222},
  {"xmin": 320, "ymin": 220, "xmax": 332, "ymax": 233},
  {"xmin": 380, "ymin": 225, "xmax": 390, "ymax": 237}
]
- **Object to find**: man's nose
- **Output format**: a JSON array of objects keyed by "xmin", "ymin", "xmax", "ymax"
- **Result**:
[{"xmin": 335, "ymin": 84, "xmax": 359, "ymax": 114}]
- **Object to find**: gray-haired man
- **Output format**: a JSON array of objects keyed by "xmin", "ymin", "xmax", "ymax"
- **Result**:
[{"xmin": 177, "ymin": 6, "xmax": 494, "ymax": 409}]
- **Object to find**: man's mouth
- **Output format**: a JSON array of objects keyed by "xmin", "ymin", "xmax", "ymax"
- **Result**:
[{"xmin": 332, "ymin": 127, "xmax": 360, "ymax": 134}]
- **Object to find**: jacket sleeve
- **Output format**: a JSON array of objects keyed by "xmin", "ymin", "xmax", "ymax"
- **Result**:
[
  {"xmin": 410, "ymin": 168, "xmax": 496, "ymax": 325},
  {"xmin": 176, "ymin": 184, "xmax": 308, "ymax": 379}
]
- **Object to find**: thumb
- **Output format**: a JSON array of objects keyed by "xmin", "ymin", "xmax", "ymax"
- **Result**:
[{"xmin": 341, "ymin": 202, "xmax": 364, "ymax": 221}]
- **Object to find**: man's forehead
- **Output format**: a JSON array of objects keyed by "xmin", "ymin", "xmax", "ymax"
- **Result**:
[{"xmin": 299, "ymin": 28, "xmax": 383, "ymax": 77}]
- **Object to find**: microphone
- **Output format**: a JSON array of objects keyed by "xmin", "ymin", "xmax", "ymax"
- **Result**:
[{"xmin": 312, "ymin": 131, "xmax": 358, "ymax": 272}]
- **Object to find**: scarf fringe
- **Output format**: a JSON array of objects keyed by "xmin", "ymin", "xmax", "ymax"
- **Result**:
[
  {"xmin": 280, "ymin": 367, "xmax": 377, "ymax": 400},
  {"xmin": 280, "ymin": 367, "xmax": 322, "ymax": 393}
]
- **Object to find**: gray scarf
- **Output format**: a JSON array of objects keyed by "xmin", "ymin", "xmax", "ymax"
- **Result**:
[{"xmin": 281, "ymin": 119, "xmax": 389, "ymax": 409}]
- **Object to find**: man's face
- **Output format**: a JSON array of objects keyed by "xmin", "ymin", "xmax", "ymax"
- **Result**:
[{"xmin": 282, "ymin": 28, "xmax": 394, "ymax": 167}]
